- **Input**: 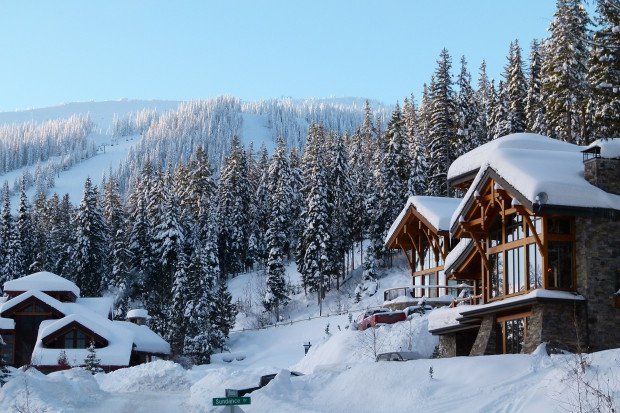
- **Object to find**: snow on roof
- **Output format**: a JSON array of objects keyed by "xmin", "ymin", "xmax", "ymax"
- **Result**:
[
  {"xmin": 127, "ymin": 309, "xmax": 149, "ymax": 319},
  {"xmin": 33, "ymin": 319, "xmax": 134, "ymax": 367},
  {"xmin": 0, "ymin": 290, "xmax": 66, "ymax": 316},
  {"xmin": 427, "ymin": 305, "xmax": 483, "ymax": 332},
  {"xmin": 3, "ymin": 271, "xmax": 80, "ymax": 297},
  {"xmin": 0, "ymin": 317, "xmax": 15, "ymax": 330},
  {"xmin": 447, "ymin": 133, "xmax": 570, "ymax": 182},
  {"xmin": 450, "ymin": 134, "xmax": 620, "ymax": 232},
  {"xmin": 39, "ymin": 313, "xmax": 113, "ymax": 343},
  {"xmin": 75, "ymin": 297, "xmax": 113, "ymax": 318},
  {"xmin": 585, "ymin": 138, "xmax": 620, "ymax": 159},
  {"xmin": 443, "ymin": 238, "xmax": 473, "ymax": 273},
  {"xmin": 459, "ymin": 289, "xmax": 585, "ymax": 316},
  {"xmin": 116, "ymin": 321, "xmax": 170, "ymax": 354},
  {"xmin": 385, "ymin": 196, "xmax": 462, "ymax": 244}
]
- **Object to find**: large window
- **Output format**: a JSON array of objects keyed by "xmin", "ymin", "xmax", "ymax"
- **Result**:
[
  {"xmin": 527, "ymin": 243, "xmax": 543, "ymax": 290},
  {"xmin": 506, "ymin": 247, "xmax": 525, "ymax": 294},
  {"xmin": 548, "ymin": 241, "xmax": 574, "ymax": 289},
  {"xmin": 490, "ymin": 252, "xmax": 504, "ymax": 298},
  {"xmin": 497, "ymin": 317, "xmax": 527, "ymax": 354}
]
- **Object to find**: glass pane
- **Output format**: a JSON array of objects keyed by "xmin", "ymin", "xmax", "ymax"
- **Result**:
[
  {"xmin": 548, "ymin": 241, "xmax": 574, "ymax": 289},
  {"xmin": 547, "ymin": 217, "xmax": 572, "ymax": 235},
  {"xmin": 34, "ymin": 303, "xmax": 46, "ymax": 313},
  {"xmin": 505, "ymin": 215, "xmax": 524, "ymax": 243},
  {"xmin": 65, "ymin": 332, "xmax": 74, "ymax": 348},
  {"xmin": 505, "ymin": 319, "xmax": 525, "ymax": 354},
  {"xmin": 527, "ymin": 243, "xmax": 543, "ymax": 289},
  {"xmin": 2, "ymin": 345, "xmax": 12, "ymax": 364},
  {"xmin": 489, "ymin": 217, "xmax": 502, "ymax": 248},
  {"xmin": 3, "ymin": 333, "xmax": 13, "ymax": 341},
  {"xmin": 506, "ymin": 247, "xmax": 525, "ymax": 294},
  {"xmin": 490, "ymin": 252, "xmax": 504, "ymax": 298},
  {"xmin": 77, "ymin": 331, "xmax": 86, "ymax": 349},
  {"xmin": 527, "ymin": 216, "xmax": 542, "ymax": 236},
  {"xmin": 21, "ymin": 304, "xmax": 33, "ymax": 313}
]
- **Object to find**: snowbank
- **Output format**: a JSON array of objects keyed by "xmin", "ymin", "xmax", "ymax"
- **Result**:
[
  {"xmin": 0, "ymin": 368, "xmax": 104, "ymax": 413},
  {"xmin": 96, "ymin": 360, "xmax": 191, "ymax": 392}
]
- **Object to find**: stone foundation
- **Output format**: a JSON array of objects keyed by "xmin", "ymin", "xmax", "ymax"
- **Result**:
[
  {"xmin": 523, "ymin": 301, "xmax": 587, "ymax": 354},
  {"xmin": 438, "ymin": 331, "xmax": 477, "ymax": 358}
]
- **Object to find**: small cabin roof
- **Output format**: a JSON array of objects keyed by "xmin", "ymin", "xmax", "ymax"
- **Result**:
[
  {"xmin": 583, "ymin": 138, "xmax": 620, "ymax": 159},
  {"xmin": 385, "ymin": 196, "xmax": 462, "ymax": 246},
  {"xmin": 3, "ymin": 272, "xmax": 80, "ymax": 297},
  {"xmin": 0, "ymin": 290, "xmax": 67, "ymax": 317},
  {"xmin": 127, "ymin": 309, "xmax": 149, "ymax": 319}
]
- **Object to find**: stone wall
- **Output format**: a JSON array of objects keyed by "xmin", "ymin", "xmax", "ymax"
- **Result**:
[
  {"xmin": 576, "ymin": 216, "xmax": 620, "ymax": 352},
  {"xmin": 438, "ymin": 331, "xmax": 478, "ymax": 358},
  {"xmin": 523, "ymin": 302, "xmax": 587, "ymax": 354},
  {"xmin": 584, "ymin": 158, "xmax": 620, "ymax": 195},
  {"xmin": 469, "ymin": 315, "xmax": 499, "ymax": 356}
]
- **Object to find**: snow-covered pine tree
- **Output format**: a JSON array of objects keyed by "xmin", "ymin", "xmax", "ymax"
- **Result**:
[
  {"xmin": 587, "ymin": 0, "xmax": 620, "ymax": 140},
  {"xmin": 217, "ymin": 135, "xmax": 251, "ymax": 277},
  {"xmin": 490, "ymin": 80, "xmax": 511, "ymax": 140},
  {"xmin": 525, "ymin": 39, "xmax": 547, "ymax": 134},
  {"xmin": 264, "ymin": 136, "xmax": 292, "ymax": 320},
  {"xmin": 83, "ymin": 341, "xmax": 103, "ymax": 375},
  {"xmin": 169, "ymin": 251, "xmax": 190, "ymax": 353},
  {"xmin": 211, "ymin": 279, "xmax": 237, "ymax": 352},
  {"xmin": 427, "ymin": 48, "xmax": 457, "ymax": 197},
  {"xmin": 1, "ymin": 185, "xmax": 21, "ymax": 284},
  {"xmin": 72, "ymin": 177, "xmax": 108, "ymax": 296},
  {"xmin": 16, "ymin": 178, "xmax": 34, "ymax": 276},
  {"xmin": 298, "ymin": 123, "xmax": 332, "ymax": 306},
  {"xmin": 476, "ymin": 60, "xmax": 492, "ymax": 143},
  {"xmin": 455, "ymin": 56, "xmax": 482, "ymax": 158},
  {"xmin": 504, "ymin": 40, "xmax": 527, "ymax": 134},
  {"xmin": 326, "ymin": 133, "xmax": 353, "ymax": 289},
  {"xmin": 541, "ymin": 0, "xmax": 591, "ymax": 143}
]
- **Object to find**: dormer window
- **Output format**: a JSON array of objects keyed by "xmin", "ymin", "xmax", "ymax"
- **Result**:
[{"xmin": 63, "ymin": 330, "xmax": 87, "ymax": 349}]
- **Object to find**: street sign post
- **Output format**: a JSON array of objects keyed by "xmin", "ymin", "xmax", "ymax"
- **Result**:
[
  {"xmin": 212, "ymin": 397, "xmax": 251, "ymax": 406},
  {"xmin": 213, "ymin": 396, "xmax": 251, "ymax": 412}
]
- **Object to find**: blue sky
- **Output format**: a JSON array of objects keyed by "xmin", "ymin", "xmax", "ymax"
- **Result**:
[{"xmin": 0, "ymin": 1, "xmax": 568, "ymax": 112}]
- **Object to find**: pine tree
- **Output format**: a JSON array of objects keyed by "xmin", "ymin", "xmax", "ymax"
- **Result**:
[
  {"xmin": 211, "ymin": 279, "xmax": 237, "ymax": 351},
  {"xmin": 476, "ymin": 60, "xmax": 492, "ymax": 143},
  {"xmin": 84, "ymin": 341, "xmax": 103, "ymax": 375},
  {"xmin": 587, "ymin": 0, "xmax": 620, "ymax": 140},
  {"xmin": 504, "ymin": 40, "xmax": 527, "ymax": 133},
  {"xmin": 455, "ymin": 56, "xmax": 482, "ymax": 157},
  {"xmin": 217, "ymin": 136, "xmax": 251, "ymax": 277},
  {"xmin": 298, "ymin": 123, "xmax": 332, "ymax": 306},
  {"xmin": 264, "ymin": 136, "xmax": 291, "ymax": 320},
  {"xmin": 427, "ymin": 49, "xmax": 457, "ymax": 197},
  {"xmin": 1, "ymin": 185, "xmax": 21, "ymax": 283},
  {"xmin": 490, "ymin": 80, "xmax": 512, "ymax": 139},
  {"xmin": 16, "ymin": 178, "xmax": 34, "ymax": 276},
  {"xmin": 72, "ymin": 177, "xmax": 108, "ymax": 296},
  {"xmin": 541, "ymin": 0, "xmax": 591, "ymax": 143},
  {"xmin": 525, "ymin": 39, "xmax": 547, "ymax": 134}
]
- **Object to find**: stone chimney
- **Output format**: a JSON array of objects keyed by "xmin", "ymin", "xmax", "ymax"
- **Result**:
[{"xmin": 582, "ymin": 139, "xmax": 620, "ymax": 196}]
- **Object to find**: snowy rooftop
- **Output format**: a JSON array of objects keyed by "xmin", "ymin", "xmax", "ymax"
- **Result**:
[
  {"xmin": 116, "ymin": 321, "xmax": 170, "ymax": 354},
  {"xmin": 443, "ymin": 238, "xmax": 473, "ymax": 274},
  {"xmin": 449, "ymin": 134, "xmax": 620, "ymax": 232},
  {"xmin": 3, "ymin": 271, "xmax": 80, "ymax": 297},
  {"xmin": 127, "ymin": 309, "xmax": 149, "ymax": 319},
  {"xmin": 385, "ymin": 196, "xmax": 462, "ymax": 244},
  {"xmin": 0, "ymin": 317, "xmax": 15, "ymax": 330},
  {"xmin": 0, "ymin": 290, "xmax": 67, "ymax": 316},
  {"xmin": 585, "ymin": 138, "xmax": 620, "ymax": 159}
]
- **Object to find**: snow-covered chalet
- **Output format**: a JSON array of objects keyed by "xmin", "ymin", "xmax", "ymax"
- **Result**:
[
  {"xmin": 385, "ymin": 133, "xmax": 620, "ymax": 356},
  {"xmin": 0, "ymin": 271, "xmax": 170, "ymax": 371}
]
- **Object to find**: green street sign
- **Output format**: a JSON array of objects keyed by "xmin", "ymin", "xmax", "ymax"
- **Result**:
[{"xmin": 213, "ymin": 397, "xmax": 251, "ymax": 406}]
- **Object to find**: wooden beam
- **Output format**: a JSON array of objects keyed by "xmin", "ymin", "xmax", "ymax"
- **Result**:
[
  {"xmin": 397, "ymin": 242, "xmax": 414, "ymax": 271},
  {"xmin": 516, "ymin": 206, "xmax": 545, "ymax": 256},
  {"xmin": 461, "ymin": 221, "xmax": 491, "ymax": 272}
]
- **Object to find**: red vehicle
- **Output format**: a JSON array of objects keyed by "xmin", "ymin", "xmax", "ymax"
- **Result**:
[{"xmin": 355, "ymin": 308, "xmax": 407, "ymax": 331}]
